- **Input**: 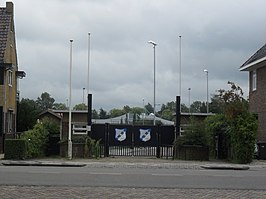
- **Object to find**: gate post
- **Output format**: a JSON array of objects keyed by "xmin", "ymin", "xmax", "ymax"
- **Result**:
[
  {"xmin": 156, "ymin": 124, "xmax": 161, "ymax": 158},
  {"xmin": 104, "ymin": 123, "xmax": 109, "ymax": 157}
]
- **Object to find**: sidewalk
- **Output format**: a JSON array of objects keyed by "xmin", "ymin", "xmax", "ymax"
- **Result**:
[{"xmin": 1, "ymin": 154, "xmax": 266, "ymax": 170}]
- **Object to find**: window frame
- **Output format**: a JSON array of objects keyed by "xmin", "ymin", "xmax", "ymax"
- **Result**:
[
  {"xmin": 7, "ymin": 70, "xmax": 12, "ymax": 87},
  {"xmin": 252, "ymin": 70, "xmax": 257, "ymax": 91}
]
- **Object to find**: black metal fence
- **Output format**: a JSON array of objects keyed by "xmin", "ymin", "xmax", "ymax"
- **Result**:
[{"xmin": 90, "ymin": 124, "xmax": 175, "ymax": 158}]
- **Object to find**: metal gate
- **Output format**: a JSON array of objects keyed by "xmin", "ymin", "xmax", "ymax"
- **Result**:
[{"xmin": 90, "ymin": 124, "xmax": 175, "ymax": 158}]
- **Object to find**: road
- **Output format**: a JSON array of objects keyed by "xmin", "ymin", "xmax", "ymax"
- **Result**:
[{"xmin": 0, "ymin": 165, "xmax": 266, "ymax": 190}]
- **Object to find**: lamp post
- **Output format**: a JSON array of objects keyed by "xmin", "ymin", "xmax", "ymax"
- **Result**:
[
  {"xmin": 148, "ymin": 40, "xmax": 157, "ymax": 125},
  {"xmin": 179, "ymin": 36, "xmax": 182, "ymax": 98},
  {"xmin": 188, "ymin": 88, "xmax": 191, "ymax": 113},
  {"xmin": 82, "ymin": 87, "xmax": 85, "ymax": 104},
  {"xmin": 68, "ymin": 39, "xmax": 73, "ymax": 160},
  {"xmin": 204, "ymin": 69, "xmax": 209, "ymax": 113}
]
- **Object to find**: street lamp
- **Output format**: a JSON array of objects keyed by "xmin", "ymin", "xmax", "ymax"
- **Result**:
[
  {"xmin": 148, "ymin": 40, "xmax": 157, "ymax": 125},
  {"xmin": 204, "ymin": 69, "xmax": 209, "ymax": 113},
  {"xmin": 68, "ymin": 39, "xmax": 73, "ymax": 160},
  {"xmin": 188, "ymin": 88, "xmax": 191, "ymax": 113},
  {"xmin": 82, "ymin": 87, "xmax": 85, "ymax": 104}
]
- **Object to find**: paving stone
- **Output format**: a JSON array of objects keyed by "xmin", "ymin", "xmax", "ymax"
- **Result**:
[{"xmin": 0, "ymin": 186, "xmax": 266, "ymax": 199}]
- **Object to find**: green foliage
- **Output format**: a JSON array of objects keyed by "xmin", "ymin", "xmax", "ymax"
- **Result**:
[
  {"xmin": 4, "ymin": 139, "xmax": 27, "ymax": 160},
  {"xmin": 84, "ymin": 137, "xmax": 101, "ymax": 158},
  {"xmin": 71, "ymin": 135, "xmax": 88, "ymax": 144},
  {"xmin": 209, "ymin": 94, "xmax": 225, "ymax": 113},
  {"xmin": 175, "ymin": 117, "xmax": 208, "ymax": 147},
  {"xmin": 21, "ymin": 122, "xmax": 49, "ymax": 158},
  {"xmin": 205, "ymin": 114, "xmax": 228, "ymax": 158},
  {"xmin": 190, "ymin": 101, "xmax": 207, "ymax": 113},
  {"xmin": 17, "ymin": 98, "xmax": 41, "ymax": 132},
  {"xmin": 99, "ymin": 108, "xmax": 109, "ymax": 119},
  {"xmin": 41, "ymin": 117, "xmax": 60, "ymax": 135},
  {"xmin": 36, "ymin": 92, "xmax": 55, "ymax": 111},
  {"xmin": 53, "ymin": 103, "xmax": 67, "ymax": 110},
  {"xmin": 229, "ymin": 113, "xmax": 258, "ymax": 164},
  {"xmin": 92, "ymin": 109, "xmax": 99, "ymax": 119},
  {"xmin": 145, "ymin": 103, "xmax": 154, "ymax": 114},
  {"xmin": 110, "ymin": 108, "xmax": 125, "ymax": 117},
  {"xmin": 205, "ymin": 82, "xmax": 258, "ymax": 163},
  {"xmin": 73, "ymin": 103, "xmax": 88, "ymax": 110}
]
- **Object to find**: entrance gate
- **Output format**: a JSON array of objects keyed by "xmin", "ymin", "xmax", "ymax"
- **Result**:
[{"xmin": 90, "ymin": 124, "xmax": 175, "ymax": 158}]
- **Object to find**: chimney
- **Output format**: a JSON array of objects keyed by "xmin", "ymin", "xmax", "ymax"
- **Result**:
[{"xmin": 6, "ymin": 2, "xmax": 13, "ymax": 14}]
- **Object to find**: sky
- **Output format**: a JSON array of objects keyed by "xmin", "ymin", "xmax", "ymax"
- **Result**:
[{"xmin": 4, "ymin": 0, "xmax": 266, "ymax": 111}]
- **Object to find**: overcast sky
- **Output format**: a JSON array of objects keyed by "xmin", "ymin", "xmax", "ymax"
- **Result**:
[{"xmin": 6, "ymin": 0, "xmax": 266, "ymax": 111}]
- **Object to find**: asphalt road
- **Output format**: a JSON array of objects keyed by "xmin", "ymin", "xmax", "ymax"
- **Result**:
[{"xmin": 0, "ymin": 165, "xmax": 266, "ymax": 190}]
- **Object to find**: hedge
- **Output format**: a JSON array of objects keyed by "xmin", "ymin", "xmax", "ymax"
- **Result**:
[{"xmin": 4, "ymin": 139, "xmax": 26, "ymax": 160}]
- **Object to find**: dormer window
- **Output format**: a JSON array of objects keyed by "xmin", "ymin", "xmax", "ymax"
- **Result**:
[{"xmin": 252, "ymin": 70, "xmax": 256, "ymax": 91}]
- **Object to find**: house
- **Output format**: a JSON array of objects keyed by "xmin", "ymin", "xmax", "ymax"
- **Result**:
[
  {"xmin": 240, "ymin": 43, "xmax": 266, "ymax": 142},
  {"xmin": 0, "ymin": 2, "xmax": 25, "ymax": 152}
]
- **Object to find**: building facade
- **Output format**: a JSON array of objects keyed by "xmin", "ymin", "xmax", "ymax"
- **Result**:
[
  {"xmin": 240, "ymin": 44, "xmax": 266, "ymax": 142},
  {"xmin": 0, "ymin": 2, "xmax": 25, "ymax": 152}
]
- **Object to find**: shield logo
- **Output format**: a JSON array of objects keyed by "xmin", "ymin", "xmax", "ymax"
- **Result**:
[
  {"xmin": 139, "ymin": 128, "xmax": 151, "ymax": 142},
  {"xmin": 115, "ymin": 128, "xmax": 127, "ymax": 142}
]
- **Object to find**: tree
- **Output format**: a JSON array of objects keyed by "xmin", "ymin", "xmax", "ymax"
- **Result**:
[
  {"xmin": 161, "ymin": 109, "xmax": 173, "ymax": 121},
  {"xmin": 73, "ymin": 103, "xmax": 88, "ymax": 110},
  {"xmin": 181, "ymin": 103, "xmax": 189, "ymax": 113},
  {"xmin": 99, "ymin": 108, "xmax": 108, "ymax": 119},
  {"xmin": 36, "ymin": 92, "xmax": 55, "ymax": 111},
  {"xmin": 190, "ymin": 101, "xmax": 206, "ymax": 113},
  {"xmin": 205, "ymin": 82, "xmax": 257, "ymax": 163},
  {"xmin": 145, "ymin": 103, "xmax": 153, "ymax": 114},
  {"xmin": 92, "ymin": 109, "xmax": 99, "ymax": 119},
  {"xmin": 110, "ymin": 108, "xmax": 125, "ymax": 118},
  {"xmin": 17, "ymin": 98, "xmax": 41, "ymax": 132},
  {"xmin": 130, "ymin": 107, "xmax": 143, "ymax": 115},
  {"xmin": 53, "ymin": 103, "xmax": 67, "ymax": 110},
  {"xmin": 123, "ymin": 105, "xmax": 131, "ymax": 113},
  {"xmin": 209, "ymin": 94, "xmax": 225, "ymax": 114}
]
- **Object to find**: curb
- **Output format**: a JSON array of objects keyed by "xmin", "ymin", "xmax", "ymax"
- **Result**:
[
  {"xmin": 200, "ymin": 164, "xmax": 250, "ymax": 170},
  {"xmin": 1, "ymin": 161, "xmax": 86, "ymax": 167}
]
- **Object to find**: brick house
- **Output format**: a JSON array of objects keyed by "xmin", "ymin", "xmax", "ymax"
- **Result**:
[
  {"xmin": 240, "ymin": 44, "xmax": 266, "ymax": 142},
  {"xmin": 0, "ymin": 2, "xmax": 25, "ymax": 152}
]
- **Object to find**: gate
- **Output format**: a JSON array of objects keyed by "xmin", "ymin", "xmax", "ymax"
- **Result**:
[{"xmin": 90, "ymin": 124, "xmax": 175, "ymax": 158}]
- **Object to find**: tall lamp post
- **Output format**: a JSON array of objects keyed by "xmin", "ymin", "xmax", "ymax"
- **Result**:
[
  {"xmin": 204, "ymin": 69, "xmax": 209, "ymax": 113},
  {"xmin": 68, "ymin": 39, "xmax": 73, "ymax": 160},
  {"xmin": 148, "ymin": 40, "xmax": 157, "ymax": 125},
  {"xmin": 82, "ymin": 87, "xmax": 85, "ymax": 104},
  {"xmin": 188, "ymin": 88, "xmax": 191, "ymax": 114}
]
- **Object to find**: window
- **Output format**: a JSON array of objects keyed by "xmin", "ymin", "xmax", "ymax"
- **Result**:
[
  {"xmin": 8, "ymin": 70, "xmax": 12, "ymax": 86},
  {"xmin": 72, "ymin": 123, "xmax": 87, "ymax": 134},
  {"xmin": 252, "ymin": 70, "xmax": 256, "ymax": 91},
  {"xmin": 7, "ymin": 110, "xmax": 13, "ymax": 133}
]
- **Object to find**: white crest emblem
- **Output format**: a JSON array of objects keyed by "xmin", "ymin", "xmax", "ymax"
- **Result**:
[
  {"xmin": 115, "ymin": 128, "xmax": 127, "ymax": 142},
  {"xmin": 139, "ymin": 128, "xmax": 151, "ymax": 142}
]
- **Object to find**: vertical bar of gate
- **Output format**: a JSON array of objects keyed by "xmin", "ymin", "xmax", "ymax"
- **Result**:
[
  {"xmin": 174, "ymin": 96, "xmax": 181, "ymax": 159},
  {"xmin": 156, "ymin": 124, "xmax": 160, "ymax": 158},
  {"xmin": 87, "ymin": 94, "xmax": 92, "ymax": 137},
  {"xmin": 104, "ymin": 123, "xmax": 109, "ymax": 157}
]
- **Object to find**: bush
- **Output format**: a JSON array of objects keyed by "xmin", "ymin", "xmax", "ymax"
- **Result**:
[
  {"xmin": 21, "ymin": 122, "xmax": 49, "ymax": 158},
  {"xmin": 4, "ymin": 139, "xmax": 27, "ymax": 160},
  {"xmin": 177, "ymin": 117, "xmax": 208, "ymax": 146},
  {"xmin": 205, "ymin": 114, "xmax": 229, "ymax": 158},
  {"xmin": 84, "ymin": 136, "xmax": 101, "ymax": 159},
  {"xmin": 229, "ymin": 113, "xmax": 258, "ymax": 164}
]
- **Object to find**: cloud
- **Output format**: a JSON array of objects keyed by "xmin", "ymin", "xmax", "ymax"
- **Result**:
[{"xmin": 7, "ymin": 0, "xmax": 266, "ymax": 110}]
